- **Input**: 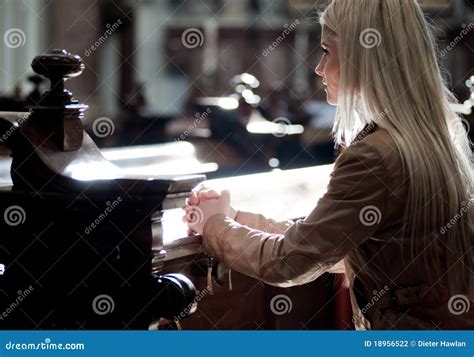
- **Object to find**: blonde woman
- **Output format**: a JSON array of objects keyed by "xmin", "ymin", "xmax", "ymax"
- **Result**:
[{"xmin": 184, "ymin": 0, "xmax": 473, "ymax": 330}]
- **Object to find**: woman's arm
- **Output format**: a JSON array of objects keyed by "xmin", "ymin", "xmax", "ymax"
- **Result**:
[
  {"xmin": 190, "ymin": 190, "xmax": 295, "ymax": 234},
  {"xmin": 201, "ymin": 140, "xmax": 387, "ymax": 287},
  {"xmin": 234, "ymin": 210, "xmax": 294, "ymax": 234},
  {"xmin": 235, "ymin": 211, "xmax": 346, "ymax": 274}
]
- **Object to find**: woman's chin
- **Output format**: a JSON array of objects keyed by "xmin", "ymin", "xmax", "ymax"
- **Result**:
[
  {"xmin": 324, "ymin": 89, "xmax": 337, "ymax": 106},
  {"xmin": 326, "ymin": 94, "xmax": 337, "ymax": 106}
]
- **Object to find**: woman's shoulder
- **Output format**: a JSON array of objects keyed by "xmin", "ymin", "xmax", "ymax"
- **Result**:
[
  {"xmin": 339, "ymin": 127, "xmax": 405, "ymax": 195},
  {"xmin": 344, "ymin": 126, "xmax": 401, "ymax": 167}
]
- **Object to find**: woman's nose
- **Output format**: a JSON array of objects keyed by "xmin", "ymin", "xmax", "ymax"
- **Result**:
[{"xmin": 315, "ymin": 61, "xmax": 323, "ymax": 77}]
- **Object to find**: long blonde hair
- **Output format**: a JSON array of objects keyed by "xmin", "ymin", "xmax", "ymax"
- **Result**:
[{"xmin": 320, "ymin": 0, "xmax": 473, "ymax": 296}]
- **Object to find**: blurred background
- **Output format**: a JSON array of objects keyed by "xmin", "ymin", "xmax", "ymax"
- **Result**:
[{"xmin": 0, "ymin": 0, "xmax": 472, "ymax": 179}]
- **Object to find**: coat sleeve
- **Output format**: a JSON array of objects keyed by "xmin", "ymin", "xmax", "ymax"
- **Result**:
[
  {"xmin": 234, "ymin": 200, "xmax": 344, "ymax": 274},
  {"xmin": 234, "ymin": 210, "xmax": 294, "ymax": 234},
  {"xmin": 202, "ymin": 140, "xmax": 388, "ymax": 287}
]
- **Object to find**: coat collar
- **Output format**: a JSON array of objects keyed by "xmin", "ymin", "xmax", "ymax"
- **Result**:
[
  {"xmin": 337, "ymin": 122, "xmax": 378, "ymax": 152},
  {"xmin": 351, "ymin": 122, "xmax": 378, "ymax": 145}
]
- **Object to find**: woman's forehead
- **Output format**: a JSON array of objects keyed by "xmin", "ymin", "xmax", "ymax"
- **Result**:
[{"xmin": 321, "ymin": 25, "xmax": 336, "ymax": 44}]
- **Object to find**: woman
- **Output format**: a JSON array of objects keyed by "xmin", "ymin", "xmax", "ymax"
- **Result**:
[{"xmin": 184, "ymin": 0, "xmax": 473, "ymax": 330}]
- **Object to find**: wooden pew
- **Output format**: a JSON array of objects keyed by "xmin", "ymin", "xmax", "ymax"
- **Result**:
[{"xmin": 0, "ymin": 50, "xmax": 203, "ymax": 329}]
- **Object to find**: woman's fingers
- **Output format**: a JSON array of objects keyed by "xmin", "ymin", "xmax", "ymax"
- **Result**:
[
  {"xmin": 182, "ymin": 210, "xmax": 192, "ymax": 223},
  {"xmin": 182, "ymin": 207, "xmax": 197, "ymax": 219},
  {"xmin": 183, "ymin": 206, "xmax": 204, "ymax": 223},
  {"xmin": 183, "ymin": 208, "xmax": 197, "ymax": 220},
  {"xmin": 183, "ymin": 188, "xmax": 227, "ymax": 236},
  {"xmin": 187, "ymin": 194, "xmax": 199, "ymax": 206},
  {"xmin": 187, "ymin": 189, "xmax": 220, "ymax": 206},
  {"xmin": 220, "ymin": 190, "xmax": 231, "ymax": 205},
  {"xmin": 183, "ymin": 205, "xmax": 195, "ymax": 213},
  {"xmin": 198, "ymin": 190, "xmax": 220, "ymax": 200}
]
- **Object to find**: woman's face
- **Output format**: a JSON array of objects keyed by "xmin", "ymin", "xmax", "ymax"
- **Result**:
[{"xmin": 315, "ymin": 26, "xmax": 340, "ymax": 105}]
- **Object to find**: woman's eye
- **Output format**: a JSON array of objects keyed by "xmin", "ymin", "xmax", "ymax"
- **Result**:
[{"xmin": 322, "ymin": 48, "xmax": 329, "ymax": 54}]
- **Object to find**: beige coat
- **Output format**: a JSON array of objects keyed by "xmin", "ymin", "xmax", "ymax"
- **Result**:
[{"xmin": 202, "ymin": 126, "xmax": 474, "ymax": 329}]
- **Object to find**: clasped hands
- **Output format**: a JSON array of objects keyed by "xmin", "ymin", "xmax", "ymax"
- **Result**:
[{"xmin": 183, "ymin": 188, "xmax": 237, "ymax": 235}]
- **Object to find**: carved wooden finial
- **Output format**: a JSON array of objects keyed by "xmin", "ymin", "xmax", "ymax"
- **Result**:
[{"xmin": 28, "ymin": 49, "xmax": 88, "ymax": 151}]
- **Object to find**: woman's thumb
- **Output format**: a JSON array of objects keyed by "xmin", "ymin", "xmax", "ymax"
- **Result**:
[{"xmin": 220, "ymin": 190, "xmax": 231, "ymax": 206}]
